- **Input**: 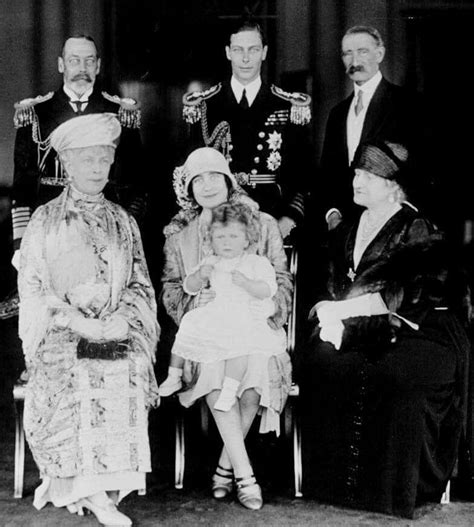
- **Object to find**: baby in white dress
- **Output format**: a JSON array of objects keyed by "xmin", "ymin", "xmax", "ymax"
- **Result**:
[{"xmin": 159, "ymin": 202, "xmax": 286, "ymax": 411}]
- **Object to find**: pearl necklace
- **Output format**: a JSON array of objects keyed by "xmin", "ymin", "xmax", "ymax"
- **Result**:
[{"xmin": 358, "ymin": 205, "xmax": 399, "ymax": 242}]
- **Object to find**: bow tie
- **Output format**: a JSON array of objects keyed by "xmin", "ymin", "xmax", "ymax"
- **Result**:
[{"xmin": 70, "ymin": 100, "xmax": 87, "ymax": 113}]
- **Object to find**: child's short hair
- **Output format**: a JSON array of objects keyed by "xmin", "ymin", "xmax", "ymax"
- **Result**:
[{"xmin": 209, "ymin": 202, "xmax": 260, "ymax": 246}]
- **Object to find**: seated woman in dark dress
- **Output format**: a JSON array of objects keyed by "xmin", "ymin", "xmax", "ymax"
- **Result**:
[{"xmin": 299, "ymin": 140, "xmax": 471, "ymax": 518}]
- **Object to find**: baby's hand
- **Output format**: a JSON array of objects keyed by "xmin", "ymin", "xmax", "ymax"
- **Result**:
[
  {"xmin": 199, "ymin": 264, "xmax": 214, "ymax": 281},
  {"xmin": 231, "ymin": 270, "xmax": 248, "ymax": 288}
]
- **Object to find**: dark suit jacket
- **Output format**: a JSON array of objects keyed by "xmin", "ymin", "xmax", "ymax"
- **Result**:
[
  {"xmin": 12, "ymin": 86, "xmax": 146, "ymax": 247},
  {"xmin": 319, "ymin": 77, "xmax": 428, "ymax": 221}
]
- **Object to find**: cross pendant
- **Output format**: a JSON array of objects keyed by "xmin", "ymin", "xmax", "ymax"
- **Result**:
[{"xmin": 347, "ymin": 268, "xmax": 356, "ymax": 281}]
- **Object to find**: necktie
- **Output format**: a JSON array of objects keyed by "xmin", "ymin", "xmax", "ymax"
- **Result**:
[
  {"xmin": 354, "ymin": 90, "xmax": 364, "ymax": 116},
  {"xmin": 239, "ymin": 89, "xmax": 249, "ymax": 109},
  {"xmin": 71, "ymin": 100, "xmax": 84, "ymax": 113}
]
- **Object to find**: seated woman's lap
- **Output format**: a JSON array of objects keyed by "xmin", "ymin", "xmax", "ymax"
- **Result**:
[
  {"xmin": 302, "ymin": 332, "xmax": 457, "ymax": 394},
  {"xmin": 299, "ymin": 330, "xmax": 460, "ymax": 512}
]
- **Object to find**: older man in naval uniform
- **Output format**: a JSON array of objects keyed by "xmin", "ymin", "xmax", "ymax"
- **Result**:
[{"xmin": 11, "ymin": 34, "xmax": 146, "ymax": 257}]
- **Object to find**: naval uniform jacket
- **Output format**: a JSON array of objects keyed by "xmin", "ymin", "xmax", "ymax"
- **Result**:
[
  {"xmin": 320, "ymin": 78, "xmax": 426, "ymax": 220},
  {"xmin": 12, "ymin": 86, "xmax": 146, "ymax": 249},
  {"xmin": 184, "ymin": 80, "xmax": 312, "ymax": 225}
]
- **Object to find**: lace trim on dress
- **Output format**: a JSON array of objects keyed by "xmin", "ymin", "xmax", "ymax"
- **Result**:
[{"xmin": 69, "ymin": 185, "xmax": 105, "ymax": 204}]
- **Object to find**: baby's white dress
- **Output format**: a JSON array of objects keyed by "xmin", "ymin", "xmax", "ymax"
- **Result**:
[{"xmin": 172, "ymin": 253, "xmax": 287, "ymax": 363}]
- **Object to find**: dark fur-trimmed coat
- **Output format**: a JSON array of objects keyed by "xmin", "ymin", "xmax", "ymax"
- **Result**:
[
  {"xmin": 300, "ymin": 204, "xmax": 472, "ymax": 517},
  {"xmin": 321, "ymin": 204, "xmax": 471, "ymax": 355}
]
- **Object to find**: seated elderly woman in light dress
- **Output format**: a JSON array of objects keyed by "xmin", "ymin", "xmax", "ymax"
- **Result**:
[
  {"xmin": 17, "ymin": 113, "xmax": 160, "ymax": 527},
  {"xmin": 160, "ymin": 147, "xmax": 293, "ymax": 510}
]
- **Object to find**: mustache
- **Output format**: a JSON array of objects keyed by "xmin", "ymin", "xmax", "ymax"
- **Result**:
[
  {"xmin": 347, "ymin": 65, "xmax": 365, "ymax": 74},
  {"xmin": 71, "ymin": 73, "xmax": 93, "ymax": 82}
]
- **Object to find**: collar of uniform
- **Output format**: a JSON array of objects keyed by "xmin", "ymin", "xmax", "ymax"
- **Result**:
[
  {"xmin": 63, "ymin": 84, "xmax": 93, "ymax": 102},
  {"xmin": 352, "ymin": 69, "xmax": 382, "ymax": 104},
  {"xmin": 231, "ymin": 75, "xmax": 262, "ymax": 107}
]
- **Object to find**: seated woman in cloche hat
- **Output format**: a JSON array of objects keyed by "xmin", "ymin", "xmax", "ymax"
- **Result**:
[{"xmin": 160, "ymin": 147, "xmax": 293, "ymax": 511}]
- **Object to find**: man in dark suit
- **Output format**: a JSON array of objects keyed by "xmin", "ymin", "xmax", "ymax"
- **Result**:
[
  {"xmin": 182, "ymin": 18, "xmax": 312, "ymax": 240},
  {"xmin": 11, "ymin": 35, "xmax": 146, "ymax": 259},
  {"xmin": 320, "ymin": 25, "xmax": 426, "ymax": 230}
]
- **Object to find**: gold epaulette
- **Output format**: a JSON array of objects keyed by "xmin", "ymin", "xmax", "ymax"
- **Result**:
[
  {"xmin": 102, "ymin": 91, "xmax": 141, "ymax": 129},
  {"xmin": 271, "ymin": 84, "xmax": 312, "ymax": 125},
  {"xmin": 13, "ymin": 92, "xmax": 54, "ymax": 129},
  {"xmin": 182, "ymin": 83, "xmax": 222, "ymax": 124}
]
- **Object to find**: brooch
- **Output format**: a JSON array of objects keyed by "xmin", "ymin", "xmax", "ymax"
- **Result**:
[{"xmin": 347, "ymin": 268, "xmax": 356, "ymax": 281}]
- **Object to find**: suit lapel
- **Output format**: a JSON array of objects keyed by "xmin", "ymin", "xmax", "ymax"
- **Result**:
[
  {"xmin": 361, "ymin": 78, "xmax": 392, "ymax": 142},
  {"xmin": 41, "ymin": 90, "xmax": 75, "ymax": 137},
  {"xmin": 83, "ymin": 88, "xmax": 107, "ymax": 113},
  {"xmin": 340, "ymin": 95, "xmax": 353, "ymax": 161},
  {"xmin": 252, "ymin": 82, "xmax": 270, "ymax": 111},
  {"xmin": 214, "ymin": 81, "xmax": 238, "ymax": 124}
]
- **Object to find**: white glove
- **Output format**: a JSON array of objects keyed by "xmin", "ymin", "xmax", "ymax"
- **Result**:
[
  {"xmin": 70, "ymin": 315, "xmax": 103, "ymax": 340},
  {"xmin": 334, "ymin": 295, "xmax": 373, "ymax": 319},
  {"xmin": 309, "ymin": 300, "xmax": 331, "ymax": 322},
  {"xmin": 11, "ymin": 250, "xmax": 20, "ymax": 271},
  {"xmin": 314, "ymin": 300, "xmax": 339, "ymax": 325},
  {"xmin": 319, "ymin": 320, "xmax": 344, "ymax": 350},
  {"xmin": 317, "ymin": 294, "xmax": 388, "ymax": 324},
  {"xmin": 336, "ymin": 293, "xmax": 388, "ymax": 319}
]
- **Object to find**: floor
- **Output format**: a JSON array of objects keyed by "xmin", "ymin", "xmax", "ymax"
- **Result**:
[
  {"xmin": 2, "ymin": 415, "xmax": 474, "ymax": 527},
  {"xmin": 2, "ymin": 317, "xmax": 474, "ymax": 526}
]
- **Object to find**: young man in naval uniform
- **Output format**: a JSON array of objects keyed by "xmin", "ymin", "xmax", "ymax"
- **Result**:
[
  {"xmin": 182, "ymin": 18, "xmax": 312, "ymax": 240},
  {"xmin": 10, "ymin": 35, "xmax": 147, "ymax": 258}
]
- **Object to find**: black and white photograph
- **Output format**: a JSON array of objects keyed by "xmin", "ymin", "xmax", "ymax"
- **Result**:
[{"xmin": 1, "ymin": 1, "xmax": 474, "ymax": 525}]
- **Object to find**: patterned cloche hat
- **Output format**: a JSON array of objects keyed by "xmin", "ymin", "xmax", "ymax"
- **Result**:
[{"xmin": 173, "ymin": 147, "xmax": 237, "ymax": 210}]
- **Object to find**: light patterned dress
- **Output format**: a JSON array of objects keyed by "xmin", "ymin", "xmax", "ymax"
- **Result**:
[{"xmin": 18, "ymin": 187, "xmax": 159, "ymax": 507}]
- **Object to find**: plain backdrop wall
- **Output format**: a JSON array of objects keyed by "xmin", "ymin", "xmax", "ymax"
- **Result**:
[{"xmin": 0, "ymin": 0, "xmax": 107, "ymax": 187}]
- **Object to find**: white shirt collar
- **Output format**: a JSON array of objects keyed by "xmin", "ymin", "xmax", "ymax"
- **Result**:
[
  {"xmin": 353, "ymin": 70, "xmax": 382, "ymax": 101},
  {"xmin": 63, "ymin": 84, "xmax": 93, "ymax": 102},
  {"xmin": 230, "ymin": 76, "xmax": 262, "ymax": 106},
  {"xmin": 346, "ymin": 70, "xmax": 383, "ymax": 165}
]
